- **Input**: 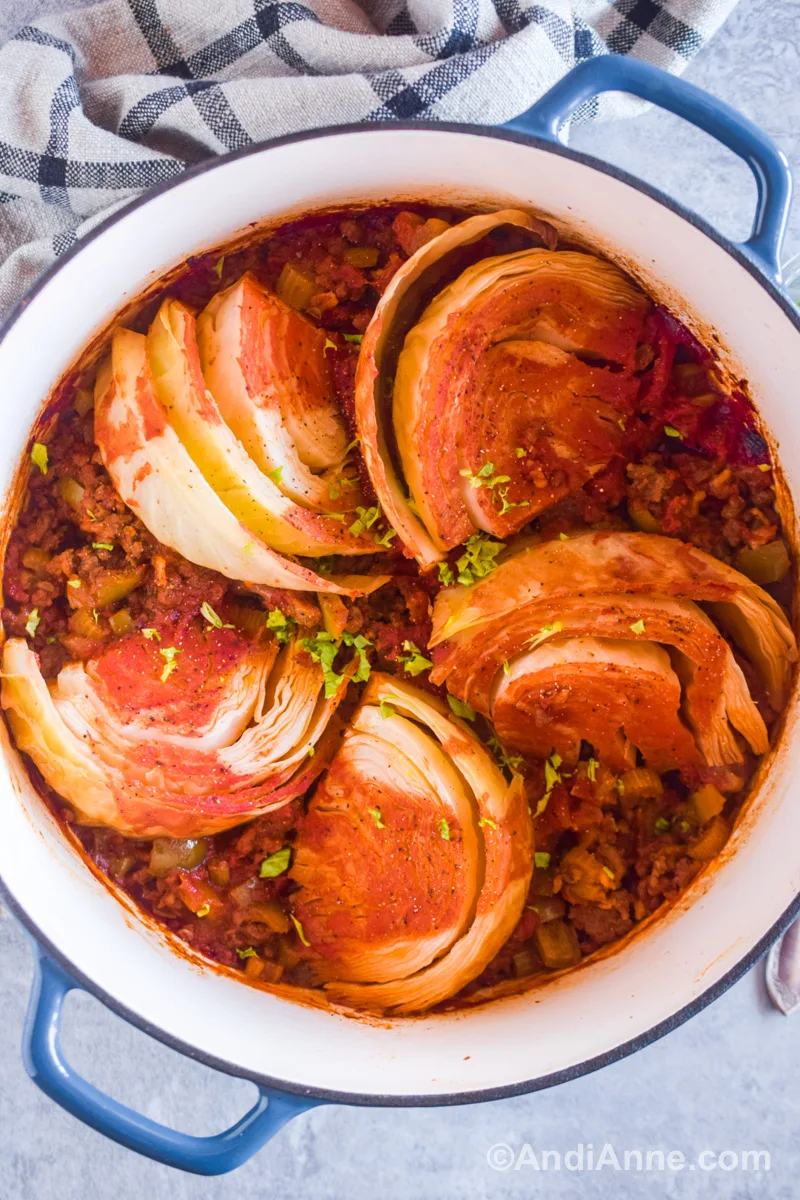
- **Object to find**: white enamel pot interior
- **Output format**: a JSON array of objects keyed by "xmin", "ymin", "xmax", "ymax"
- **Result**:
[{"xmin": 1, "ymin": 126, "xmax": 799, "ymax": 1105}]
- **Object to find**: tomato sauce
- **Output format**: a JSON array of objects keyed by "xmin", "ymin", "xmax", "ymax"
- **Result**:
[{"xmin": 1, "ymin": 203, "xmax": 791, "ymax": 1003}]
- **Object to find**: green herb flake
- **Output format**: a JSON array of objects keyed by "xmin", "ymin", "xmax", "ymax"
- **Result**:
[
  {"xmin": 348, "ymin": 504, "xmax": 381, "ymax": 537},
  {"xmin": 456, "ymin": 531, "xmax": 505, "ymax": 587},
  {"xmin": 535, "ymin": 752, "xmax": 563, "ymax": 817},
  {"xmin": 630, "ymin": 619, "xmax": 646, "ymax": 635},
  {"xmin": 616, "ymin": 777, "xmax": 626, "ymax": 796},
  {"xmin": 496, "ymin": 486, "xmax": 530, "ymax": 516},
  {"xmin": 259, "ymin": 847, "xmax": 291, "ymax": 878},
  {"xmin": 379, "ymin": 697, "xmax": 398, "ymax": 719},
  {"xmin": 398, "ymin": 639, "xmax": 433, "ymax": 677},
  {"xmin": 324, "ymin": 338, "xmax": 336, "ymax": 351},
  {"xmin": 655, "ymin": 817, "xmax": 670, "ymax": 833},
  {"xmin": 25, "ymin": 608, "xmax": 40, "ymax": 638},
  {"xmin": 602, "ymin": 866, "xmax": 615, "ymax": 880},
  {"xmin": 344, "ymin": 437, "xmax": 360, "ymax": 455},
  {"xmin": 534, "ymin": 851, "xmax": 551, "ymax": 870},
  {"xmin": 368, "ymin": 807, "xmax": 386, "ymax": 829},
  {"xmin": 342, "ymin": 630, "xmax": 373, "ymax": 684},
  {"xmin": 266, "ymin": 607, "xmax": 295, "ymax": 645},
  {"xmin": 374, "ymin": 526, "xmax": 397, "ymax": 548},
  {"xmin": 586, "ymin": 757, "xmax": 599, "ymax": 782},
  {"xmin": 758, "ymin": 463, "xmax": 772, "ymax": 473},
  {"xmin": 92, "ymin": 608, "xmax": 99, "ymax": 624},
  {"xmin": 92, "ymin": 542, "xmax": 114, "ymax": 552},
  {"xmin": 527, "ymin": 620, "xmax": 563, "ymax": 649},
  {"xmin": 307, "ymin": 744, "xmax": 315, "ymax": 758},
  {"xmin": 200, "ymin": 601, "xmax": 233, "ymax": 630},
  {"xmin": 242, "ymin": 542, "xmax": 255, "ymax": 555},
  {"xmin": 290, "ymin": 913, "xmax": 310, "ymax": 946},
  {"xmin": 486, "ymin": 734, "xmax": 524, "ymax": 774},
  {"xmin": 196, "ymin": 903, "xmax": 211, "ymax": 918},
  {"xmin": 67, "ymin": 578, "xmax": 81, "ymax": 589},
  {"xmin": 559, "ymin": 532, "xmax": 570, "ymax": 541},
  {"xmin": 343, "ymin": 333, "xmax": 363, "ymax": 345},
  {"xmin": 664, "ymin": 425, "xmax": 682, "ymax": 439},
  {"xmin": 447, "ymin": 694, "xmax": 476, "ymax": 721},
  {"xmin": 268, "ymin": 465, "xmax": 284, "ymax": 484},
  {"xmin": 478, "ymin": 815, "xmax": 498, "ymax": 831},
  {"xmin": 437, "ymin": 562, "xmax": 455, "ymax": 586},
  {"xmin": 617, "ymin": 417, "xmax": 627, "ymax": 431},
  {"xmin": 438, "ymin": 818, "xmax": 451, "ymax": 841},
  {"xmin": 213, "ymin": 255, "xmax": 225, "ymax": 280},
  {"xmin": 514, "ymin": 447, "xmax": 527, "ymax": 458},
  {"xmin": 159, "ymin": 645, "xmax": 180, "ymax": 683},
  {"xmin": 300, "ymin": 631, "xmax": 343, "ymax": 696},
  {"xmin": 502, "ymin": 659, "xmax": 511, "ymax": 676},
  {"xmin": 142, "ymin": 628, "xmax": 161, "ymax": 641},
  {"xmin": 31, "ymin": 442, "xmax": 48, "ymax": 474},
  {"xmin": 236, "ymin": 947, "xmax": 257, "ymax": 960}
]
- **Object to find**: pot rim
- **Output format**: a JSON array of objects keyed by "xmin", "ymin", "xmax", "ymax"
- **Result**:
[{"xmin": 1, "ymin": 118, "xmax": 798, "ymax": 1107}]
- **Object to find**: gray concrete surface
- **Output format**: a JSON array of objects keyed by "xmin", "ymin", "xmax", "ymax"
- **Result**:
[{"xmin": 1, "ymin": 1, "xmax": 800, "ymax": 1197}]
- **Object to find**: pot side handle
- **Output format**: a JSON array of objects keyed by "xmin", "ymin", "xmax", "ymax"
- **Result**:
[
  {"xmin": 22, "ymin": 944, "xmax": 322, "ymax": 1175},
  {"xmin": 503, "ymin": 56, "xmax": 792, "ymax": 285}
]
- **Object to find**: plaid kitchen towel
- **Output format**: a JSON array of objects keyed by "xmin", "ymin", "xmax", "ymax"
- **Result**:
[{"xmin": 0, "ymin": 0, "xmax": 738, "ymax": 315}]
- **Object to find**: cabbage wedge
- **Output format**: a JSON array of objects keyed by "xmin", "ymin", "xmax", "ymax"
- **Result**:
[
  {"xmin": 431, "ymin": 531, "xmax": 794, "ymax": 769},
  {"xmin": 355, "ymin": 209, "xmax": 557, "ymax": 567},
  {"xmin": 1, "ymin": 626, "xmax": 349, "ymax": 837},
  {"xmin": 290, "ymin": 675, "xmax": 533, "ymax": 1014},
  {"xmin": 94, "ymin": 323, "xmax": 387, "ymax": 597},
  {"xmin": 197, "ymin": 274, "xmax": 364, "ymax": 516},
  {"xmin": 393, "ymin": 250, "xmax": 649, "ymax": 550}
]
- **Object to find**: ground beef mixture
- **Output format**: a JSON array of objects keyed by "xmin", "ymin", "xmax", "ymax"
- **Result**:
[{"xmin": 2, "ymin": 203, "xmax": 792, "ymax": 1002}]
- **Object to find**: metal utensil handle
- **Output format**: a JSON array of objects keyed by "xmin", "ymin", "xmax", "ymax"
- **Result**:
[
  {"xmin": 504, "ymin": 55, "xmax": 792, "ymax": 284},
  {"xmin": 23, "ymin": 945, "xmax": 321, "ymax": 1175}
]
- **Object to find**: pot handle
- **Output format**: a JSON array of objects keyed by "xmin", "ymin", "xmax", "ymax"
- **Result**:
[
  {"xmin": 503, "ymin": 56, "xmax": 792, "ymax": 285},
  {"xmin": 22, "ymin": 944, "xmax": 322, "ymax": 1175}
]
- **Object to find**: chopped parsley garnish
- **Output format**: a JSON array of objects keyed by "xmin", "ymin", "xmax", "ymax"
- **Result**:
[
  {"xmin": 67, "ymin": 578, "xmax": 81, "ymax": 588},
  {"xmin": 159, "ymin": 645, "xmax": 180, "ymax": 682},
  {"xmin": 348, "ymin": 504, "xmax": 381, "ymax": 537},
  {"xmin": 459, "ymin": 461, "xmax": 511, "ymax": 491},
  {"xmin": 586, "ymin": 757, "xmax": 599, "ymax": 782},
  {"xmin": 398, "ymin": 640, "xmax": 433, "ymax": 677},
  {"xmin": 527, "ymin": 620, "xmax": 563, "ymax": 649},
  {"xmin": 478, "ymin": 815, "xmax": 498, "ymax": 831},
  {"xmin": 242, "ymin": 542, "xmax": 255, "ymax": 555},
  {"xmin": 758, "ymin": 463, "xmax": 772, "ymax": 472},
  {"xmin": 664, "ymin": 425, "xmax": 682, "ymax": 438},
  {"xmin": 301, "ymin": 630, "xmax": 373, "ymax": 695},
  {"xmin": 535, "ymin": 752, "xmax": 562, "ymax": 817},
  {"xmin": 259, "ymin": 848, "xmax": 291, "ymax": 878},
  {"xmin": 455, "ymin": 531, "xmax": 505, "ymax": 587},
  {"xmin": 213, "ymin": 255, "xmax": 225, "ymax": 279},
  {"xmin": 534, "ymin": 852, "xmax": 551, "ymax": 869},
  {"xmin": 602, "ymin": 866, "xmax": 615, "ymax": 881},
  {"xmin": 368, "ymin": 807, "xmax": 386, "ymax": 829},
  {"xmin": 196, "ymin": 903, "xmax": 211, "ymax": 918},
  {"xmin": 374, "ymin": 526, "xmax": 397, "ymax": 548},
  {"xmin": 438, "ymin": 818, "xmax": 451, "ymax": 841},
  {"xmin": 307, "ymin": 744, "xmax": 315, "ymax": 757},
  {"xmin": 92, "ymin": 609, "xmax": 99, "ymax": 624},
  {"xmin": 92, "ymin": 542, "xmax": 114, "ymax": 551},
  {"xmin": 290, "ymin": 914, "xmax": 310, "ymax": 946},
  {"xmin": 344, "ymin": 437, "xmax": 360, "ymax": 455},
  {"xmin": 25, "ymin": 609, "xmax": 40, "ymax": 638},
  {"xmin": 514, "ymin": 447, "xmax": 527, "ymax": 458},
  {"xmin": 268, "ymin": 466, "xmax": 284, "ymax": 484},
  {"xmin": 266, "ymin": 607, "xmax": 295, "ymax": 645},
  {"xmin": 617, "ymin": 417, "xmax": 627, "ymax": 431},
  {"xmin": 496, "ymin": 487, "xmax": 530, "ymax": 517},
  {"xmin": 142, "ymin": 628, "xmax": 161, "ymax": 641},
  {"xmin": 629, "ymin": 619, "xmax": 646, "ymax": 635},
  {"xmin": 616, "ymin": 777, "xmax": 626, "ymax": 795},
  {"xmin": 236, "ymin": 947, "xmax": 257, "ymax": 960},
  {"xmin": 31, "ymin": 442, "xmax": 48, "ymax": 474},
  {"xmin": 379, "ymin": 697, "xmax": 398, "ymax": 719},
  {"xmin": 559, "ymin": 532, "xmax": 570, "ymax": 541},
  {"xmin": 343, "ymin": 333, "xmax": 363, "ymax": 345},
  {"xmin": 502, "ymin": 659, "xmax": 511, "ymax": 676},
  {"xmin": 200, "ymin": 601, "xmax": 233, "ymax": 630},
  {"xmin": 486, "ymin": 734, "xmax": 524, "ymax": 774},
  {"xmin": 654, "ymin": 817, "xmax": 670, "ymax": 833},
  {"xmin": 437, "ymin": 562, "xmax": 455, "ymax": 586},
  {"xmin": 324, "ymin": 338, "xmax": 336, "ymax": 351},
  {"xmin": 447, "ymin": 694, "xmax": 476, "ymax": 721}
]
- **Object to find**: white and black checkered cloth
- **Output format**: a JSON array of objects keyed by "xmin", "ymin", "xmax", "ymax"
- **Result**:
[{"xmin": 0, "ymin": 0, "xmax": 738, "ymax": 315}]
